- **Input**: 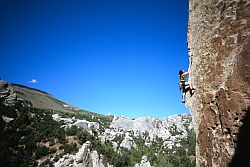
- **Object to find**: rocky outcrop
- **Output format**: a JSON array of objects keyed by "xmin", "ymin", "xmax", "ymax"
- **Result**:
[
  {"xmin": 187, "ymin": 0, "xmax": 250, "ymax": 166},
  {"xmin": 52, "ymin": 114, "xmax": 100, "ymax": 131},
  {"xmin": 54, "ymin": 141, "xmax": 105, "ymax": 167},
  {"xmin": 2, "ymin": 115, "xmax": 14, "ymax": 123},
  {"xmin": 134, "ymin": 156, "xmax": 153, "ymax": 167},
  {"xmin": 109, "ymin": 115, "xmax": 192, "ymax": 141},
  {"xmin": 54, "ymin": 113, "xmax": 193, "ymax": 151},
  {"xmin": 0, "ymin": 80, "xmax": 18, "ymax": 105},
  {"xmin": 52, "ymin": 114, "xmax": 193, "ymax": 166},
  {"xmin": 119, "ymin": 132, "xmax": 137, "ymax": 150}
]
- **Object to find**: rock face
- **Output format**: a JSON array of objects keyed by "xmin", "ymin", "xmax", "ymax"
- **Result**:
[
  {"xmin": 119, "ymin": 132, "xmax": 137, "ymax": 150},
  {"xmin": 0, "ymin": 80, "xmax": 18, "ymax": 105},
  {"xmin": 109, "ymin": 115, "xmax": 192, "ymax": 141},
  {"xmin": 187, "ymin": 0, "xmax": 250, "ymax": 166},
  {"xmin": 54, "ymin": 141, "xmax": 105, "ymax": 167}
]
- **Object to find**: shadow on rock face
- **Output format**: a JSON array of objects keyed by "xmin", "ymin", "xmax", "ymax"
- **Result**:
[{"xmin": 229, "ymin": 107, "xmax": 250, "ymax": 167}]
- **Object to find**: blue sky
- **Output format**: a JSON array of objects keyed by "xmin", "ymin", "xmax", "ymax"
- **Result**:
[{"xmin": 0, "ymin": 0, "xmax": 190, "ymax": 119}]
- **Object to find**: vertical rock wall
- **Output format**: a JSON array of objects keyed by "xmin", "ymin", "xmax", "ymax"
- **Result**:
[{"xmin": 186, "ymin": 0, "xmax": 250, "ymax": 166}]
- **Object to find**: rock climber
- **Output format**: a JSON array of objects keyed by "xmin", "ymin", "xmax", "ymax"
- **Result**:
[{"xmin": 179, "ymin": 69, "xmax": 195, "ymax": 103}]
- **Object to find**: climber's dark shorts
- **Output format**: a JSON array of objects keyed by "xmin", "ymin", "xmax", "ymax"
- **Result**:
[
  {"xmin": 180, "ymin": 81, "xmax": 191, "ymax": 93},
  {"xmin": 181, "ymin": 81, "xmax": 186, "ymax": 93}
]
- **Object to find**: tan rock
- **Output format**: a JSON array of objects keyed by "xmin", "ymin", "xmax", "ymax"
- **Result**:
[{"xmin": 186, "ymin": 0, "xmax": 250, "ymax": 166}]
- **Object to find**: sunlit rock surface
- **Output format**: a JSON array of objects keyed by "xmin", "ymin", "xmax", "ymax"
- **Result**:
[
  {"xmin": 54, "ymin": 141, "xmax": 105, "ymax": 167},
  {"xmin": 187, "ymin": 0, "xmax": 250, "ymax": 166},
  {"xmin": 53, "ymin": 114, "xmax": 193, "ymax": 166},
  {"xmin": 109, "ymin": 115, "xmax": 192, "ymax": 141}
]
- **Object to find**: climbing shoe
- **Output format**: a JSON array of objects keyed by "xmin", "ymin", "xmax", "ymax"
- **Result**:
[{"xmin": 190, "ymin": 90, "xmax": 195, "ymax": 96}]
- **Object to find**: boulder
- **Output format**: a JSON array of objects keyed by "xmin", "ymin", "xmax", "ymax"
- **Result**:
[
  {"xmin": 0, "ymin": 81, "xmax": 19, "ymax": 106},
  {"xmin": 120, "ymin": 132, "xmax": 137, "ymax": 150},
  {"xmin": 54, "ymin": 141, "xmax": 105, "ymax": 167},
  {"xmin": 134, "ymin": 156, "xmax": 153, "ymax": 167}
]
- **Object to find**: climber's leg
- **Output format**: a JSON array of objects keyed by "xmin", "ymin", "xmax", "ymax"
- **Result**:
[
  {"xmin": 182, "ymin": 93, "xmax": 185, "ymax": 103},
  {"xmin": 182, "ymin": 82, "xmax": 186, "ymax": 103}
]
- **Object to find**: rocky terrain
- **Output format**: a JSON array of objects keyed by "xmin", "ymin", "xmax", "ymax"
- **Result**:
[
  {"xmin": 187, "ymin": 0, "xmax": 250, "ymax": 166},
  {"xmin": 52, "ymin": 113, "xmax": 193, "ymax": 166},
  {"xmin": 0, "ymin": 80, "xmax": 18, "ymax": 106},
  {"xmin": 0, "ymin": 81, "xmax": 195, "ymax": 167}
]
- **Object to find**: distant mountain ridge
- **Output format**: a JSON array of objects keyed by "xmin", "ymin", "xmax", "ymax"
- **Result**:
[
  {"xmin": 11, "ymin": 83, "xmax": 51, "ymax": 95},
  {"xmin": 11, "ymin": 82, "xmax": 81, "ymax": 112},
  {"xmin": 10, "ymin": 82, "xmax": 104, "ymax": 118}
]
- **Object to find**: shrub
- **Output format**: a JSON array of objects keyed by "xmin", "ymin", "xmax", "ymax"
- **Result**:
[
  {"xmin": 35, "ymin": 145, "xmax": 50, "ymax": 159},
  {"xmin": 64, "ymin": 143, "xmax": 78, "ymax": 154},
  {"xmin": 65, "ymin": 125, "xmax": 78, "ymax": 136},
  {"xmin": 53, "ymin": 154, "xmax": 60, "ymax": 162}
]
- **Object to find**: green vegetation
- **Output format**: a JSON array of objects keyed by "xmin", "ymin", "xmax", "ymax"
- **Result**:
[
  {"xmin": 169, "ymin": 123, "xmax": 183, "ymax": 136},
  {"xmin": 0, "ymin": 100, "xmax": 195, "ymax": 167},
  {"xmin": 84, "ymin": 129, "xmax": 196, "ymax": 167},
  {"xmin": 35, "ymin": 145, "xmax": 51, "ymax": 159},
  {"xmin": 64, "ymin": 143, "xmax": 78, "ymax": 154},
  {"xmin": 0, "ymin": 102, "xmax": 66, "ymax": 166},
  {"xmin": 0, "ymin": 101, "xmax": 112, "ymax": 166},
  {"xmin": 65, "ymin": 125, "xmax": 78, "ymax": 136}
]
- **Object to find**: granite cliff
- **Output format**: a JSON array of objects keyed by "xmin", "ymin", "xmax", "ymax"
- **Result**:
[{"xmin": 186, "ymin": 0, "xmax": 250, "ymax": 166}]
